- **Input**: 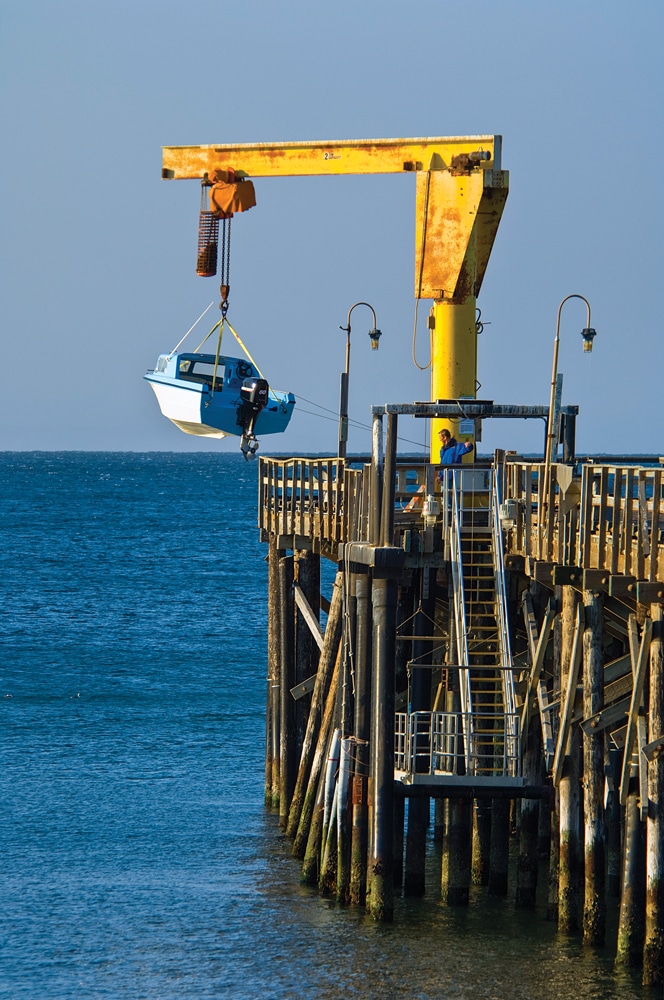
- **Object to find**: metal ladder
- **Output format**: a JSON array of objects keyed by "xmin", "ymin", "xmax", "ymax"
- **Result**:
[{"xmin": 445, "ymin": 468, "xmax": 518, "ymax": 776}]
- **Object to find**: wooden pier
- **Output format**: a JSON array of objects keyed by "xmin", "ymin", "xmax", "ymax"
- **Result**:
[
  {"xmin": 155, "ymin": 128, "xmax": 663, "ymax": 986},
  {"xmin": 260, "ymin": 405, "xmax": 664, "ymax": 986}
]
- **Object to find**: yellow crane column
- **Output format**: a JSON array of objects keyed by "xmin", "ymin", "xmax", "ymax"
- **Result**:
[
  {"xmin": 430, "ymin": 293, "xmax": 477, "ymax": 453},
  {"xmin": 414, "ymin": 164, "xmax": 507, "ymax": 462}
]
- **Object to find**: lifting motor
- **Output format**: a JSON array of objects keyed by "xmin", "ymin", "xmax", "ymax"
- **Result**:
[{"xmin": 196, "ymin": 168, "xmax": 256, "ymax": 317}]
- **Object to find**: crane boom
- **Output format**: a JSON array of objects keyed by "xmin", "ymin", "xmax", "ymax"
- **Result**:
[{"xmin": 161, "ymin": 135, "xmax": 509, "ymax": 458}]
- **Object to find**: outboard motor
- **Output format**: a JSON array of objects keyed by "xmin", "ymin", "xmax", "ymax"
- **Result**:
[{"xmin": 237, "ymin": 377, "xmax": 269, "ymax": 459}]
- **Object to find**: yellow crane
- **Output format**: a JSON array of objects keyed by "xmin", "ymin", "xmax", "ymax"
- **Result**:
[{"xmin": 162, "ymin": 135, "xmax": 509, "ymax": 461}]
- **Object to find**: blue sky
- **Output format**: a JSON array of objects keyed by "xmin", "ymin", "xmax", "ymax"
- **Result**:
[{"xmin": 1, "ymin": 0, "xmax": 662, "ymax": 456}]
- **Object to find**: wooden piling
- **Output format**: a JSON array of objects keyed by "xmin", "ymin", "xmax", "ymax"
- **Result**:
[
  {"xmin": 301, "ymin": 744, "xmax": 328, "ymax": 886},
  {"xmin": 537, "ymin": 795, "xmax": 551, "ymax": 861},
  {"xmin": 607, "ymin": 746, "xmax": 622, "ymax": 899},
  {"xmin": 471, "ymin": 801, "xmax": 491, "ymax": 886},
  {"xmin": 434, "ymin": 799, "xmax": 445, "ymax": 844},
  {"xmin": 278, "ymin": 554, "xmax": 296, "ymax": 827},
  {"xmin": 558, "ymin": 586, "xmax": 581, "ymax": 933},
  {"xmin": 445, "ymin": 799, "xmax": 472, "ymax": 905},
  {"xmin": 616, "ymin": 777, "xmax": 646, "ymax": 966},
  {"xmin": 644, "ymin": 603, "xmax": 664, "ymax": 987},
  {"xmin": 336, "ymin": 737, "xmax": 353, "ymax": 904},
  {"xmin": 546, "ymin": 799, "xmax": 560, "ymax": 922},
  {"xmin": 405, "ymin": 798, "xmax": 428, "ymax": 895},
  {"xmin": 488, "ymin": 798, "xmax": 510, "ymax": 897},
  {"xmin": 367, "ymin": 575, "xmax": 398, "ymax": 921},
  {"xmin": 547, "ymin": 589, "xmax": 562, "ymax": 923},
  {"xmin": 582, "ymin": 588, "xmax": 606, "ymax": 945},
  {"xmin": 294, "ymin": 548, "xmax": 320, "ymax": 757},
  {"xmin": 320, "ymin": 725, "xmax": 339, "ymax": 896},
  {"xmin": 440, "ymin": 800, "xmax": 450, "ymax": 893},
  {"xmin": 267, "ymin": 539, "xmax": 284, "ymax": 809},
  {"xmin": 350, "ymin": 571, "xmax": 371, "ymax": 906},
  {"xmin": 393, "ymin": 796, "xmax": 405, "ymax": 890},
  {"xmin": 294, "ymin": 647, "xmax": 341, "ymax": 862},
  {"xmin": 516, "ymin": 798, "xmax": 539, "ymax": 906},
  {"xmin": 286, "ymin": 573, "xmax": 343, "ymax": 838},
  {"xmin": 516, "ymin": 716, "xmax": 542, "ymax": 906}
]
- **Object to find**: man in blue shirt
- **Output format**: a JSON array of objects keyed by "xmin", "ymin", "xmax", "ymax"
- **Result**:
[{"xmin": 438, "ymin": 427, "xmax": 474, "ymax": 469}]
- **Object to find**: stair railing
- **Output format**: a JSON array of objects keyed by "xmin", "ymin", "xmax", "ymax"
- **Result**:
[
  {"xmin": 447, "ymin": 471, "xmax": 473, "ymax": 773},
  {"xmin": 491, "ymin": 471, "xmax": 518, "ymax": 719}
]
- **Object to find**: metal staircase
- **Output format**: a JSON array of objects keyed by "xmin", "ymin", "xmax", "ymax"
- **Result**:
[
  {"xmin": 394, "ymin": 466, "xmax": 521, "ymax": 784},
  {"xmin": 446, "ymin": 468, "xmax": 519, "ymax": 779}
]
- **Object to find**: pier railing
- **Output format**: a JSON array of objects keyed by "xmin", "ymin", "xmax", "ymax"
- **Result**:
[
  {"xmin": 258, "ymin": 457, "xmax": 359, "ymax": 551},
  {"xmin": 258, "ymin": 456, "xmax": 432, "ymax": 553},
  {"xmin": 259, "ymin": 456, "xmax": 664, "ymax": 585},
  {"xmin": 503, "ymin": 461, "xmax": 664, "ymax": 580},
  {"xmin": 394, "ymin": 710, "xmax": 521, "ymax": 780}
]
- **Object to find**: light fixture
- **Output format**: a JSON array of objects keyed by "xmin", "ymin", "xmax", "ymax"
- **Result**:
[
  {"xmin": 422, "ymin": 494, "xmax": 440, "ymax": 528},
  {"xmin": 581, "ymin": 327, "xmax": 597, "ymax": 353},
  {"xmin": 338, "ymin": 302, "xmax": 381, "ymax": 459},
  {"xmin": 369, "ymin": 327, "xmax": 382, "ymax": 350}
]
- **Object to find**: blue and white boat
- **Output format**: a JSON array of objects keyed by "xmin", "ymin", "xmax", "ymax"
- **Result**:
[{"xmin": 144, "ymin": 351, "xmax": 296, "ymax": 456}]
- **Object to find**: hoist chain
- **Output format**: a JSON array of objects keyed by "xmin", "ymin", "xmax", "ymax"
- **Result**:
[{"xmin": 219, "ymin": 216, "xmax": 232, "ymax": 317}]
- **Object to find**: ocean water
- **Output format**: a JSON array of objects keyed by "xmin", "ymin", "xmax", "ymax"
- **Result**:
[{"xmin": 0, "ymin": 452, "xmax": 648, "ymax": 999}]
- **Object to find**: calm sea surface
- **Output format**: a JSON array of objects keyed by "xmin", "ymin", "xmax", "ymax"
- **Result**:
[{"xmin": 0, "ymin": 453, "xmax": 649, "ymax": 999}]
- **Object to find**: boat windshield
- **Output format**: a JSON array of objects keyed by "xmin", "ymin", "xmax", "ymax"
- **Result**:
[{"xmin": 178, "ymin": 358, "xmax": 226, "ymax": 385}]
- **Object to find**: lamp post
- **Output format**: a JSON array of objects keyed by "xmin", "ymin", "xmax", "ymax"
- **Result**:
[
  {"xmin": 338, "ymin": 302, "xmax": 382, "ymax": 459},
  {"xmin": 542, "ymin": 293, "xmax": 597, "ymax": 509}
]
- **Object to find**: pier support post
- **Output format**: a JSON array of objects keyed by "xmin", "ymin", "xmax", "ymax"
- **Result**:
[
  {"xmin": 516, "ymin": 718, "xmax": 542, "ymax": 906},
  {"xmin": 294, "ymin": 549, "xmax": 320, "ymax": 758},
  {"xmin": 488, "ymin": 798, "xmax": 510, "ymax": 896},
  {"xmin": 367, "ymin": 573, "xmax": 398, "ymax": 921},
  {"xmin": 393, "ymin": 796, "xmax": 405, "ymax": 890},
  {"xmin": 279, "ymin": 554, "xmax": 296, "ymax": 827},
  {"xmin": 472, "ymin": 801, "xmax": 491, "ymax": 886},
  {"xmin": 445, "ymin": 799, "xmax": 472, "ymax": 905},
  {"xmin": 287, "ymin": 573, "xmax": 343, "ymax": 839},
  {"xmin": 644, "ymin": 603, "xmax": 664, "ymax": 986},
  {"xmin": 558, "ymin": 586, "xmax": 581, "ymax": 933},
  {"xmin": 404, "ymin": 797, "xmax": 428, "ymax": 895},
  {"xmin": 616, "ymin": 776, "xmax": 646, "ymax": 966},
  {"xmin": 267, "ymin": 539, "xmax": 285, "ymax": 809},
  {"xmin": 547, "ymin": 589, "xmax": 562, "ymax": 922},
  {"xmin": 607, "ymin": 746, "xmax": 623, "ymax": 899},
  {"xmin": 350, "ymin": 571, "xmax": 372, "ymax": 905},
  {"xmin": 440, "ymin": 800, "xmax": 450, "ymax": 894},
  {"xmin": 582, "ymin": 588, "xmax": 606, "ymax": 945},
  {"xmin": 296, "ymin": 648, "xmax": 341, "ymax": 865}
]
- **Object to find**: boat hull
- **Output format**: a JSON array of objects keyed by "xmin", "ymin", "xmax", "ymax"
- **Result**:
[{"xmin": 144, "ymin": 353, "xmax": 296, "ymax": 439}]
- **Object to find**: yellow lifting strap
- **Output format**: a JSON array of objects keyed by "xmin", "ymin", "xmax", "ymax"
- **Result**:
[
  {"xmin": 211, "ymin": 321, "xmax": 224, "ymax": 392},
  {"xmin": 191, "ymin": 316, "xmax": 264, "ymax": 382},
  {"xmin": 224, "ymin": 319, "xmax": 264, "ymax": 378}
]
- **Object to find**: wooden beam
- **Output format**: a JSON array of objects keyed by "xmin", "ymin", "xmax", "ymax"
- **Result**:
[
  {"xmin": 619, "ymin": 614, "xmax": 653, "ymax": 806},
  {"xmin": 580, "ymin": 696, "xmax": 630, "ymax": 736},
  {"xmin": 552, "ymin": 602, "xmax": 584, "ymax": 786},
  {"xmin": 290, "ymin": 674, "xmax": 317, "ymax": 701},
  {"xmin": 609, "ymin": 575, "xmax": 636, "ymax": 599},
  {"xmin": 293, "ymin": 581, "xmax": 324, "ymax": 651},
  {"xmin": 642, "ymin": 734, "xmax": 664, "ymax": 763},
  {"xmin": 553, "ymin": 565, "xmax": 583, "ymax": 587},
  {"xmin": 520, "ymin": 596, "xmax": 556, "ymax": 764}
]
